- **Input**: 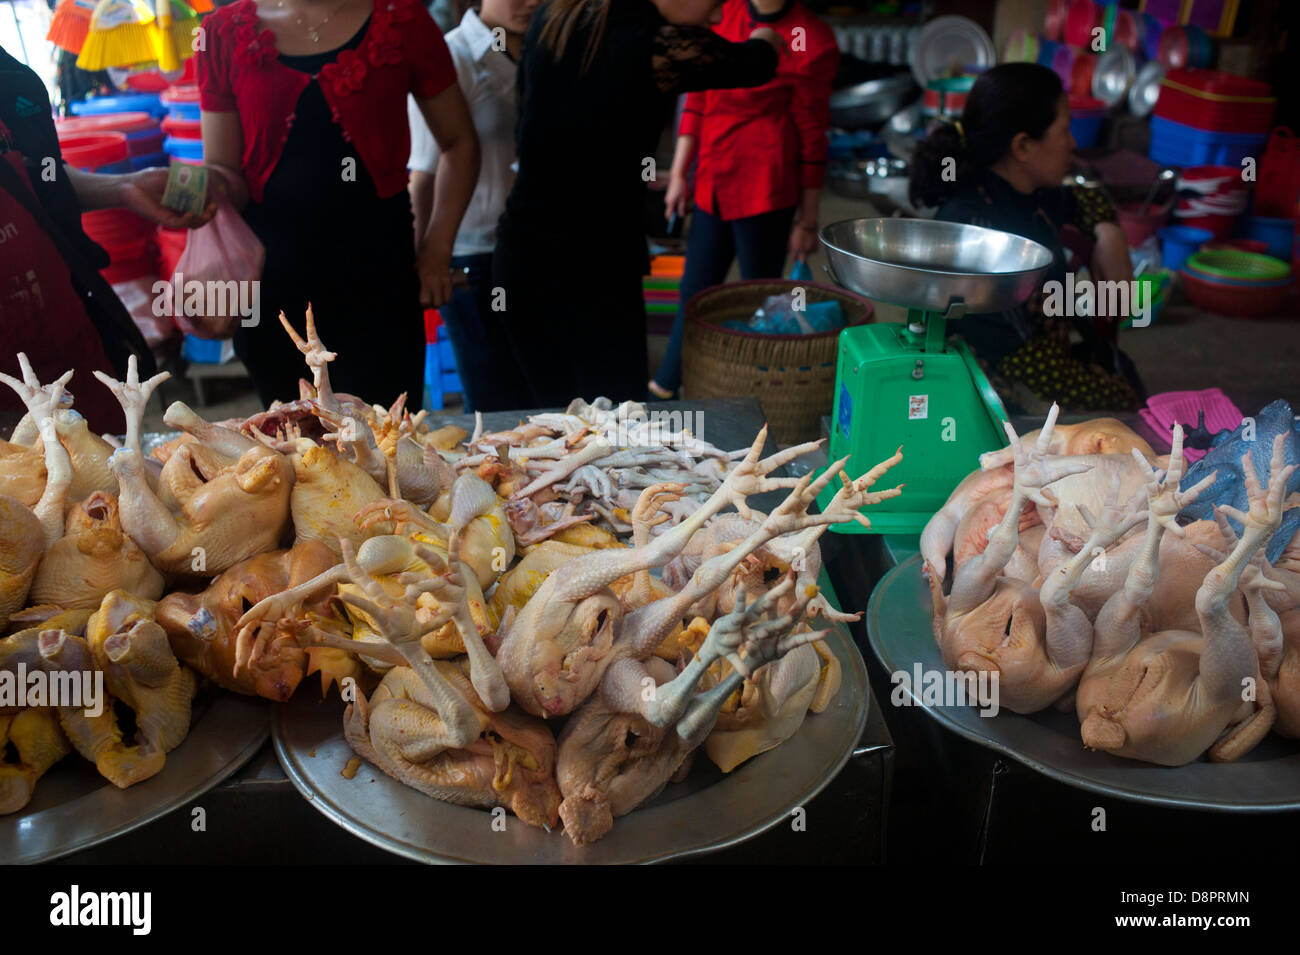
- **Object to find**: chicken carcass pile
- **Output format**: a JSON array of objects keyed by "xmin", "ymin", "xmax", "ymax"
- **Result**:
[
  {"xmin": 0, "ymin": 310, "xmax": 900, "ymax": 849},
  {"xmin": 923, "ymin": 405, "xmax": 1300, "ymax": 766}
]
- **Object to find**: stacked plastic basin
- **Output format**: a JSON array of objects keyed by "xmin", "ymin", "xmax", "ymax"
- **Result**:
[
  {"xmin": 1149, "ymin": 69, "xmax": 1274, "ymax": 166},
  {"xmin": 161, "ymin": 85, "xmax": 203, "ymax": 164},
  {"xmin": 58, "ymin": 132, "xmax": 150, "ymax": 266},
  {"xmin": 58, "ymin": 132, "xmax": 132, "ymax": 174},
  {"xmin": 70, "ymin": 91, "xmax": 166, "ymax": 120},
  {"xmin": 1172, "ymin": 165, "xmax": 1248, "ymax": 240},
  {"xmin": 644, "ymin": 254, "xmax": 684, "ymax": 332},
  {"xmin": 57, "ymin": 112, "xmax": 166, "ymax": 170},
  {"xmin": 1180, "ymin": 247, "xmax": 1293, "ymax": 318},
  {"xmin": 921, "ymin": 76, "xmax": 974, "ymax": 120},
  {"xmin": 1069, "ymin": 94, "xmax": 1107, "ymax": 149}
]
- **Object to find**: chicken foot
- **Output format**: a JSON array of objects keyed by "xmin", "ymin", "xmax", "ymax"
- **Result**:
[
  {"xmin": 333, "ymin": 539, "xmax": 484, "ymax": 747},
  {"xmin": 1091, "ymin": 427, "xmax": 1216, "ymax": 661},
  {"xmin": 92, "ymin": 355, "xmax": 170, "ymax": 459},
  {"xmin": 1197, "ymin": 437, "xmax": 1295, "ymax": 706},
  {"xmin": 0, "ymin": 355, "xmax": 73, "ymax": 546},
  {"xmin": 280, "ymin": 307, "xmax": 338, "ymax": 412}
]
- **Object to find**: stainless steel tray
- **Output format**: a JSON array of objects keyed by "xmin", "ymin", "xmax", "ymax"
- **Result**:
[
  {"xmin": 272, "ymin": 624, "xmax": 869, "ymax": 863},
  {"xmin": 0, "ymin": 691, "xmax": 270, "ymax": 863},
  {"xmin": 868, "ymin": 554, "xmax": 1300, "ymax": 812}
]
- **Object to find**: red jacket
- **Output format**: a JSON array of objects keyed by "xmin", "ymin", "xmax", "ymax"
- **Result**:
[
  {"xmin": 679, "ymin": 0, "xmax": 839, "ymax": 221},
  {"xmin": 196, "ymin": 0, "xmax": 455, "ymax": 203}
]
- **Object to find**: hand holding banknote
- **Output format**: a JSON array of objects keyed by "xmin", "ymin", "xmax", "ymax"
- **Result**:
[{"xmin": 118, "ymin": 164, "xmax": 217, "ymax": 230}]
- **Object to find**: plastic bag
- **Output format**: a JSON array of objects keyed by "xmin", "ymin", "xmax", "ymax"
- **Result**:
[
  {"xmin": 172, "ymin": 200, "xmax": 264, "ymax": 339},
  {"xmin": 740, "ymin": 293, "xmax": 846, "ymax": 335},
  {"xmin": 111, "ymin": 276, "xmax": 175, "ymax": 347}
]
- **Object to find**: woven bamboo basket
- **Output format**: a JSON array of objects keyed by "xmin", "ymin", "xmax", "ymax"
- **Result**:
[{"xmin": 681, "ymin": 280, "xmax": 874, "ymax": 445}]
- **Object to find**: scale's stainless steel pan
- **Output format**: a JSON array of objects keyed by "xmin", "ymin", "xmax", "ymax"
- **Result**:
[
  {"xmin": 867, "ymin": 555, "xmax": 1300, "ymax": 811},
  {"xmin": 820, "ymin": 217, "xmax": 1054, "ymax": 313}
]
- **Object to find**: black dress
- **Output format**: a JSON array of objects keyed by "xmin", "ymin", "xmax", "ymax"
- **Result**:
[
  {"xmin": 492, "ymin": 0, "xmax": 777, "ymax": 408},
  {"xmin": 234, "ymin": 18, "xmax": 426, "ymax": 410}
]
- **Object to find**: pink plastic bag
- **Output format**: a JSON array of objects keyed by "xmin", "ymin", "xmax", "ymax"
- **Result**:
[{"xmin": 172, "ymin": 200, "xmax": 264, "ymax": 340}]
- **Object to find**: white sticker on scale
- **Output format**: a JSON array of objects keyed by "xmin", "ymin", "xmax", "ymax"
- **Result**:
[{"xmin": 908, "ymin": 395, "xmax": 928, "ymax": 420}]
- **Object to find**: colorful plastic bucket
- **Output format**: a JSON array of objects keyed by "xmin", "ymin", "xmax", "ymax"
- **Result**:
[
  {"xmin": 1159, "ymin": 225, "xmax": 1213, "ymax": 271},
  {"xmin": 70, "ymin": 93, "xmax": 165, "ymax": 119},
  {"xmin": 59, "ymin": 132, "xmax": 130, "ymax": 171},
  {"xmin": 1003, "ymin": 28, "xmax": 1039, "ymax": 63},
  {"xmin": 1237, "ymin": 216, "xmax": 1297, "ymax": 260}
]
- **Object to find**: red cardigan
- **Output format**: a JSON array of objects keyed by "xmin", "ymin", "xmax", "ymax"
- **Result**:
[
  {"xmin": 678, "ymin": 0, "xmax": 839, "ymax": 220},
  {"xmin": 196, "ymin": 0, "xmax": 455, "ymax": 203}
]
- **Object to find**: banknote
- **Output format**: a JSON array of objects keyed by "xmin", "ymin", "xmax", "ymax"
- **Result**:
[{"xmin": 160, "ymin": 160, "xmax": 209, "ymax": 217}]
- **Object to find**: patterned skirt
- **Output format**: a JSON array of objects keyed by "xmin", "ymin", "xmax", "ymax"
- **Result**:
[{"xmin": 994, "ymin": 329, "xmax": 1141, "ymax": 413}]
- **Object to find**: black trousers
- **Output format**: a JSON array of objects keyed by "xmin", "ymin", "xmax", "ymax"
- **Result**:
[
  {"xmin": 653, "ymin": 204, "xmax": 796, "ymax": 393},
  {"xmin": 436, "ymin": 252, "xmax": 533, "ymax": 413},
  {"xmin": 236, "ymin": 211, "xmax": 425, "ymax": 411},
  {"xmin": 492, "ymin": 235, "xmax": 648, "ymax": 409}
]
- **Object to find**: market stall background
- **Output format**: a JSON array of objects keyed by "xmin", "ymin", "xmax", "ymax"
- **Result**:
[{"xmin": 4, "ymin": 0, "xmax": 1300, "ymax": 865}]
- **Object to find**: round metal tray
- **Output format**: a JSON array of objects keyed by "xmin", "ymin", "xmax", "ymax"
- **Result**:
[
  {"xmin": 0, "ymin": 690, "xmax": 270, "ymax": 863},
  {"xmin": 868, "ymin": 554, "xmax": 1300, "ymax": 812},
  {"xmin": 909, "ymin": 15, "xmax": 995, "ymax": 87},
  {"xmin": 272, "ymin": 627, "xmax": 869, "ymax": 863}
]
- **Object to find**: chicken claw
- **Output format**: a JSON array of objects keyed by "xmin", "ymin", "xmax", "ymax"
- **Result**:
[
  {"xmin": 715, "ymin": 425, "xmax": 820, "ymax": 520},
  {"xmin": 92, "ymin": 355, "xmax": 171, "ymax": 457},
  {"xmin": 1131, "ymin": 424, "xmax": 1215, "ymax": 538},
  {"xmin": 1, "ymin": 354, "xmax": 74, "ymax": 545},
  {"xmin": 355, "ymin": 498, "xmax": 440, "ymax": 537},
  {"xmin": 677, "ymin": 575, "xmax": 823, "ymax": 741},
  {"xmin": 281, "ymin": 307, "xmax": 337, "ymax": 406},
  {"xmin": 1216, "ymin": 435, "xmax": 1296, "ymax": 539},
  {"xmin": 335, "ymin": 539, "xmax": 486, "ymax": 745},
  {"xmin": 1003, "ymin": 404, "xmax": 1094, "ymax": 507},
  {"xmin": 631, "ymin": 482, "xmax": 683, "ymax": 538},
  {"xmin": 411, "ymin": 532, "xmax": 510, "ymax": 712},
  {"xmin": 0, "ymin": 353, "xmax": 73, "ymax": 425}
]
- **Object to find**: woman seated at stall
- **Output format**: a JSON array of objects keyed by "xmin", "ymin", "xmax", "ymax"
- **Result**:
[{"xmin": 909, "ymin": 62, "xmax": 1144, "ymax": 414}]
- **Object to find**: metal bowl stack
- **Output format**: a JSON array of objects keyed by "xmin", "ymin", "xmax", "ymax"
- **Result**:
[{"xmin": 829, "ymin": 73, "xmax": 920, "ymax": 130}]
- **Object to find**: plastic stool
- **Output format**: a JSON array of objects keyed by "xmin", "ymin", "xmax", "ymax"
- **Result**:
[{"xmin": 422, "ymin": 309, "xmax": 461, "ymax": 410}]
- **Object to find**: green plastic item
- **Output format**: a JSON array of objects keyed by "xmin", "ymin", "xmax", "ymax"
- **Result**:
[
  {"xmin": 927, "ymin": 76, "xmax": 976, "ymax": 94},
  {"xmin": 1184, "ymin": 249, "xmax": 1291, "ymax": 282},
  {"xmin": 816, "ymin": 307, "xmax": 1010, "ymax": 535}
]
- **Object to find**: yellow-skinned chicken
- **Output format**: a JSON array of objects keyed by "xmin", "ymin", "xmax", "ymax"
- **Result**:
[
  {"xmin": 0, "ymin": 708, "xmax": 70, "ymax": 814},
  {"xmin": 29, "ymin": 492, "xmax": 164, "ymax": 609},
  {"xmin": 36, "ymin": 590, "xmax": 196, "ymax": 788},
  {"xmin": 0, "ymin": 495, "xmax": 44, "ymax": 629}
]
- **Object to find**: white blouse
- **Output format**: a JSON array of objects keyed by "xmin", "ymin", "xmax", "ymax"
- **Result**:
[{"xmin": 408, "ymin": 9, "xmax": 518, "ymax": 256}]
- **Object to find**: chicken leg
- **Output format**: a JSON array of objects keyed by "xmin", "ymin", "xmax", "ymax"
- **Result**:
[
  {"xmin": 498, "ymin": 426, "xmax": 822, "ymax": 717},
  {"xmin": 0, "ymin": 355, "xmax": 74, "ymax": 546}
]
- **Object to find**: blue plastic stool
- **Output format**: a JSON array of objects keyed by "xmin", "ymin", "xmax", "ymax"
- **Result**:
[{"xmin": 422, "ymin": 326, "xmax": 462, "ymax": 411}]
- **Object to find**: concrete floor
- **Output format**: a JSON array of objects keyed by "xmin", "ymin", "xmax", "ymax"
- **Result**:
[{"xmin": 144, "ymin": 189, "xmax": 1300, "ymax": 430}]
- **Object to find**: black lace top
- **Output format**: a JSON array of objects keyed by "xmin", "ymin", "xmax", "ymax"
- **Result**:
[{"xmin": 500, "ymin": 0, "xmax": 777, "ymax": 268}]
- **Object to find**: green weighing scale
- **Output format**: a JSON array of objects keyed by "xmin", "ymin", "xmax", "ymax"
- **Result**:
[{"xmin": 816, "ymin": 218, "xmax": 1054, "ymax": 534}]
